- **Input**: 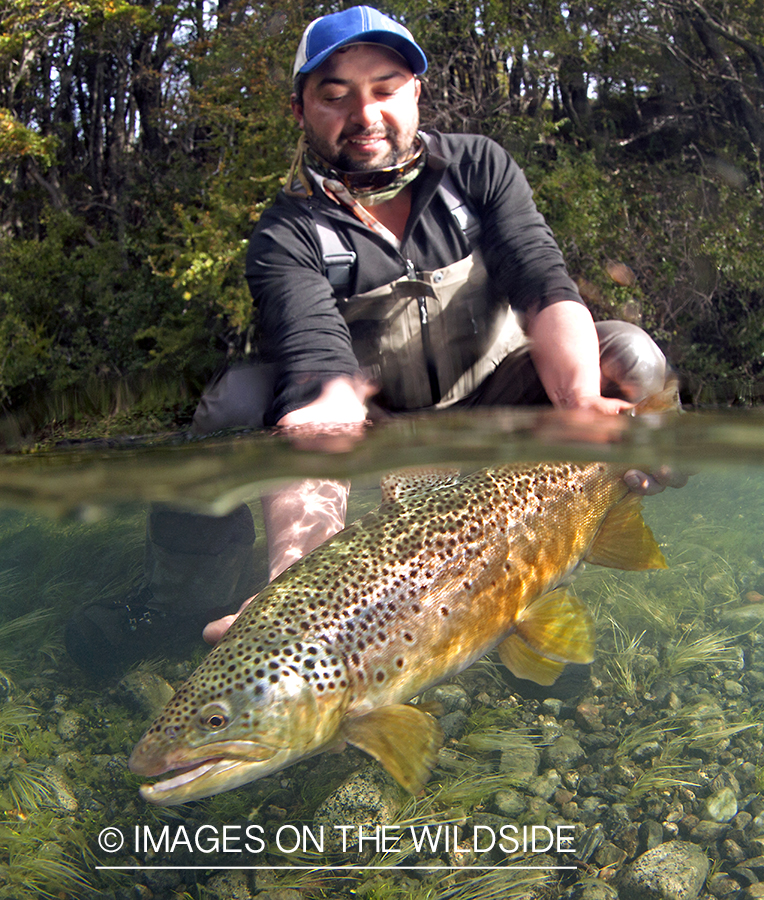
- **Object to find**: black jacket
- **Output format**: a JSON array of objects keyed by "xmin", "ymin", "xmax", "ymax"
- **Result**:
[{"xmin": 246, "ymin": 131, "xmax": 582, "ymax": 424}]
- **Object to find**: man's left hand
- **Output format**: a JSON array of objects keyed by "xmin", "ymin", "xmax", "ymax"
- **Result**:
[{"xmin": 624, "ymin": 465, "xmax": 689, "ymax": 496}]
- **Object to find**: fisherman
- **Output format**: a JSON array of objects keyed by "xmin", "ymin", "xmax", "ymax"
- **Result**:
[{"xmin": 66, "ymin": 5, "xmax": 678, "ymax": 676}]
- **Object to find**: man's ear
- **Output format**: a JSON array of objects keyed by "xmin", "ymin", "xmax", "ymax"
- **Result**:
[{"xmin": 291, "ymin": 94, "xmax": 305, "ymax": 129}]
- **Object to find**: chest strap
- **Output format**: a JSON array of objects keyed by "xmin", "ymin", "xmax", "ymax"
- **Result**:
[{"xmin": 312, "ymin": 170, "xmax": 480, "ymax": 293}]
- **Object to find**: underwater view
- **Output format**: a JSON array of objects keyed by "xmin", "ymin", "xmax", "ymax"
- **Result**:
[{"xmin": 2, "ymin": 406, "xmax": 764, "ymax": 900}]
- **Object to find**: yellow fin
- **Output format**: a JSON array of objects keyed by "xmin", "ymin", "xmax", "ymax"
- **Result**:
[
  {"xmin": 586, "ymin": 494, "xmax": 667, "ymax": 570},
  {"xmin": 406, "ymin": 699, "xmax": 445, "ymax": 718},
  {"xmin": 498, "ymin": 588, "xmax": 595, "ymax": 685},
  {"xmin": 341, "ymin": 704, "xmax": 443, "ymax": 794},
  {"xmin": 498, "ymin": 636, "xmax": 568, "ymax": 686},
  {"xmin": 380, "ymin": 467, "xmax": 461, "ymax": 504},
  {"xmin": 633, "ymin": 383, "xmax": 681, "ymax": 414}
]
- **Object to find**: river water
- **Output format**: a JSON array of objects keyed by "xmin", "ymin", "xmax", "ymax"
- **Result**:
[{"xmin": 1, "ymin": 406, "xmax": 763, "ymax": 900}]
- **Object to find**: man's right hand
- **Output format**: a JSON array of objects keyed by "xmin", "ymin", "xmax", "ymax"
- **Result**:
[{"xmin": 278, "ymin": 375, "xmax": 371, "ymax": 427}]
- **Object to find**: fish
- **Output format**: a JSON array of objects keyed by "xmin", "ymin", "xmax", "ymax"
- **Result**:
[{"xmin": 129, "ymin": 402, "xmax": 674, "ymax": 806}]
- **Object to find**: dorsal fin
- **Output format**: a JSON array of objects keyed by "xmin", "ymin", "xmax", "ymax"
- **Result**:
[{"xmin": 380, "ymin": 467, "xmax": 461, "ymax": 504}]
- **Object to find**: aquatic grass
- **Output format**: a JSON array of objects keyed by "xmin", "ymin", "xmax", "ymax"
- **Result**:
[
  {"xmin": 623, "ymin": 763, "xmax": 702, "ymax": 803},
  {"xmin": 461, "ymin": 703, "xmax": 522, "ymax": 737},
  {"xmin": 614, "ymin": 715, "xmax": 683, "ymax": 764},
  {"xmin": 662, "ymin": 630, "xmax": 740, "ymax": 676},
  {"xmin": 598, "ymin": 621, "xmax": 652, "ymax": 698},
  {"xmin": 435, "ymin": 772, "xmax": 526, "ymax": 807},
  {"xmin": 0, "ymin": 818, "xmax": 91, "ymax": 900},
  {"xmin": 460, "ymin": 729, "xmax": 538, "ymax": 755},
  {"xmin": 6, "ymin": 763, "xmax": 57, "ymax": 812},
  {"xmin": 582, "ymin": 572, "xmax": 683, "ymax": 639},
  {"xmin": 432, "ymin": 866, "xmax": 552, "ymax": 900},
  {"xmin": 685, "ymin": 720, "xmax": 755, "ymax": 753},
  {"xmin": 0, "ymin": 702, "xmax": 38, "ymax": 747}
]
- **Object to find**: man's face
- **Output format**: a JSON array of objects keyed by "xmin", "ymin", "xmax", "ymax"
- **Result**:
[{"xmin": 292, "ymin": 43, "xmax": 421, "ymax": 172}]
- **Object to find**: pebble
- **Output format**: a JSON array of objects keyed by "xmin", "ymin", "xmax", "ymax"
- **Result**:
[
  {"xmin": 690, "ymin": 820, "xmax": 730, "ymax": 845},
  {"xmin": 561, "ymin": 878, "xmax": 619, "ymax": 899},
  {"xmin": 204, "ymin": 870, "xmax": 253, "ymax": 900},
  {"xmin": 117, "ymin": 670, "xmax": 175, "ymax": 718},
  {"xmin": 720, "ymin": 605, "xmax": 764, "ymax": 627},
  {"xmin": 703, "ymin": 786, "xmax": 739, "ymax": 822},
  {"xmin": 618, "ymin": 839, "xmax": 710, "ymax": 900},
  {"xmin": 498, "ymin": 743, "xmax": 540, "ymax": 786},
  {"xmin": 707, "ymin": 872, "xmax": 743, "ymax": 897},
  {"xmin": 542, "ymin": 735, "xmax": 586, "ymax": 771},
  {"xmin": 638, "ymin": 819, "xmax": 664, "ymax": 853},
  {"xmin": 313, "ymin": 764, "xmax": 407, "ymax": 854},
  {"xmin": 493, "ymin": 788, "xmax": 526, "ymax": 818},
  {"xmin": 57, "ymin": 709, "xmax": 86, "ymax": 741},
  {"xmin": 42, "ymin": 765, "xmax": 78, "ymax": 813},
  {"xmin": 426, "ymin": 683, "xmax": 470, "ymax": 713}
]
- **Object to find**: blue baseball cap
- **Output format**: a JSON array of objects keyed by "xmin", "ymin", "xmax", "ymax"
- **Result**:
[{"xmin": 293, "ymin": 6, "xmax": 427, "ymax": 79}]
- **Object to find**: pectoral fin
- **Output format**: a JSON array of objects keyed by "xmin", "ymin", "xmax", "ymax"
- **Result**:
[
  {"xmin": 585, "ymin": 494, "xmax": 667, "ymax": 570},
  {"xmin": 498, "ymin": 588, "xmax": 595, "ymax": 685},
  {"xmin": 341, "ymin": 704, "xmax": 443, "ymax": 794}
]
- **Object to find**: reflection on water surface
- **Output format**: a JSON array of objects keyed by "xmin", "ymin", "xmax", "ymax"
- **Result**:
[{"xmin": 0, "ymin": 408, "xmax": 763, "ymax": 900}]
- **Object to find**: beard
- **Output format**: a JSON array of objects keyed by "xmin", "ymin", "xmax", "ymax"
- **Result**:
[{"xmin": 303, "ymin": 121, "xmax": 419, "ymax": 173}]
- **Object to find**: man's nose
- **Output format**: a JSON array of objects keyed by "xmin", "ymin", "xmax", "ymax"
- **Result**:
[{"xmin": 350, "ymin": 93, "xmax": 382, "ymax": 128}]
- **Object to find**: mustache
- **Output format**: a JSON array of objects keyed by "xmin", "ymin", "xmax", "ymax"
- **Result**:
[{"xmin": 341, "ymin": 127, "xmax": 391, "ymax": 141}]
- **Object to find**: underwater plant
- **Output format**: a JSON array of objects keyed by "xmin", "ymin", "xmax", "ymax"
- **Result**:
[
  {"xmin": 662, "ymin": 629, "xmax": 741, "ymax": 676},
  {"xmin": 0, "ymin": 823, "xmax": 91, "ymax": 899}
]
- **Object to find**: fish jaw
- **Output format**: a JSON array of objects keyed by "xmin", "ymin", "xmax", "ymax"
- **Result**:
[{"xmin": 128, "ymin": 736, "xmax": 278, "ymax": 778}]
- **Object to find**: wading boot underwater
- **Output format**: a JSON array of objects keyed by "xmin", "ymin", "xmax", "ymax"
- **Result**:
[{"xmin": 65, "ymin": 503, "xmax": 259, "ymax": 678}]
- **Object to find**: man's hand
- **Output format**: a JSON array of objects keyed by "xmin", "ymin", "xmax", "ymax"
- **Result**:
[
  {"xmin": 278, "ymin": 375, "xmax": 372, "ymax": 427},
  {"xmin": 624, "ymin": 465, "xmax": 689, "ymax": 496}
]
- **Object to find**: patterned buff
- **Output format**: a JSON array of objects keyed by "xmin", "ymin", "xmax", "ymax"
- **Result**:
[{"xmin": 286, "ymin": 133, "xmax": 426, "ymax": 219}]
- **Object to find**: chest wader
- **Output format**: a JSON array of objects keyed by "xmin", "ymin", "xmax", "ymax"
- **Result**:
[{"xmin": 339, "ymin": 249, "xmax": 526, "ymax": 410}]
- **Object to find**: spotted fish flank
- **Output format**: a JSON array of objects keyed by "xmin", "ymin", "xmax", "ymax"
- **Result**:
[{"xmin": 129, "ymin": 445, "xmax": 670, "ymax": 805}]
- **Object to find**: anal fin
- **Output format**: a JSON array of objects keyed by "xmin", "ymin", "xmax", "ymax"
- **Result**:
[
  {"xmin": 586, "ymin": 493, "xmax": 667, "ymax": 570},
  {"xmin": 498, "ymin": 588, "xmax": 595, "ymax": 686},
  {"xmin": 341, "ymin": 704, "xmax": 443, "ymax": 794}
]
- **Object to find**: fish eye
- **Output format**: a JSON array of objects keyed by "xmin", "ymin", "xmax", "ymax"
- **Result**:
[{"xmin": 199, "ymin": 703, "xmax": 229, "ymax": 730}]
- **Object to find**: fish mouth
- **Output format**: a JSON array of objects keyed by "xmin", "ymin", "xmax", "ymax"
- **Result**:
[
  {"xmin": 138, "ymin": 757, "xmax": 243, "ymax": 804},
  {"xmin": 131, "ymin": 741, "xmax": 290, "ymax": 807}
]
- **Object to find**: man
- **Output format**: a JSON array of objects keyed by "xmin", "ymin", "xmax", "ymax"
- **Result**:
[
  {"xmin": 66, "ymin": 6, "xmax": 675, "ymax": 673},
  {"xmin": 199, "ymin": 5, "xmax": 676, "ymax": 640}
]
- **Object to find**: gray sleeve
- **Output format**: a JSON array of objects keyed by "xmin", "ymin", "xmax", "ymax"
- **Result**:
[
  {"xmin": 466, "ymin": 140, "xmax": 584, "ymax": 313},
  {"xmin": 245, "ymin": 198, "xmax": 361, "ymax": 425}
]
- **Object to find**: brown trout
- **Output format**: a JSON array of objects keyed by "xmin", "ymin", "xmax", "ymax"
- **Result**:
[{"xmin": 129, "ymin": 448, "xmax": 670, "ymax": 806}]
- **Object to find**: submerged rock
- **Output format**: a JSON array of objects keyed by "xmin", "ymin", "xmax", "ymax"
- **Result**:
[
  {"xmin": 204, "ymin": 869, "xmax": 253, "ymax": 900},
  {"xmin": 117, "ymin": 670, "xmax": 175, "ymax": 718},
  {"xmin": 618, "ymin": 839, "xmax": 709, "ymax": 900},
  {"xmin": 313, "ymin": 763, "xmax": 407, "ymax": 853},
  {"xmin": 703, "ymin": 786, "xmax": 739, "ymax": 822}
]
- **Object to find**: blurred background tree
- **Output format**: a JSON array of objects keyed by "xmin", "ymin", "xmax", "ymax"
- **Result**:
[{"xmin": 0, "ymin": 0, "xmax": 762, "ymax": 439}]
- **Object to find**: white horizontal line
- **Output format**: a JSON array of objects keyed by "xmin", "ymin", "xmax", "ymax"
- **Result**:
[{"xmin": 96, "ymin": 865, "xmax": 577, "ymax": 871}]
